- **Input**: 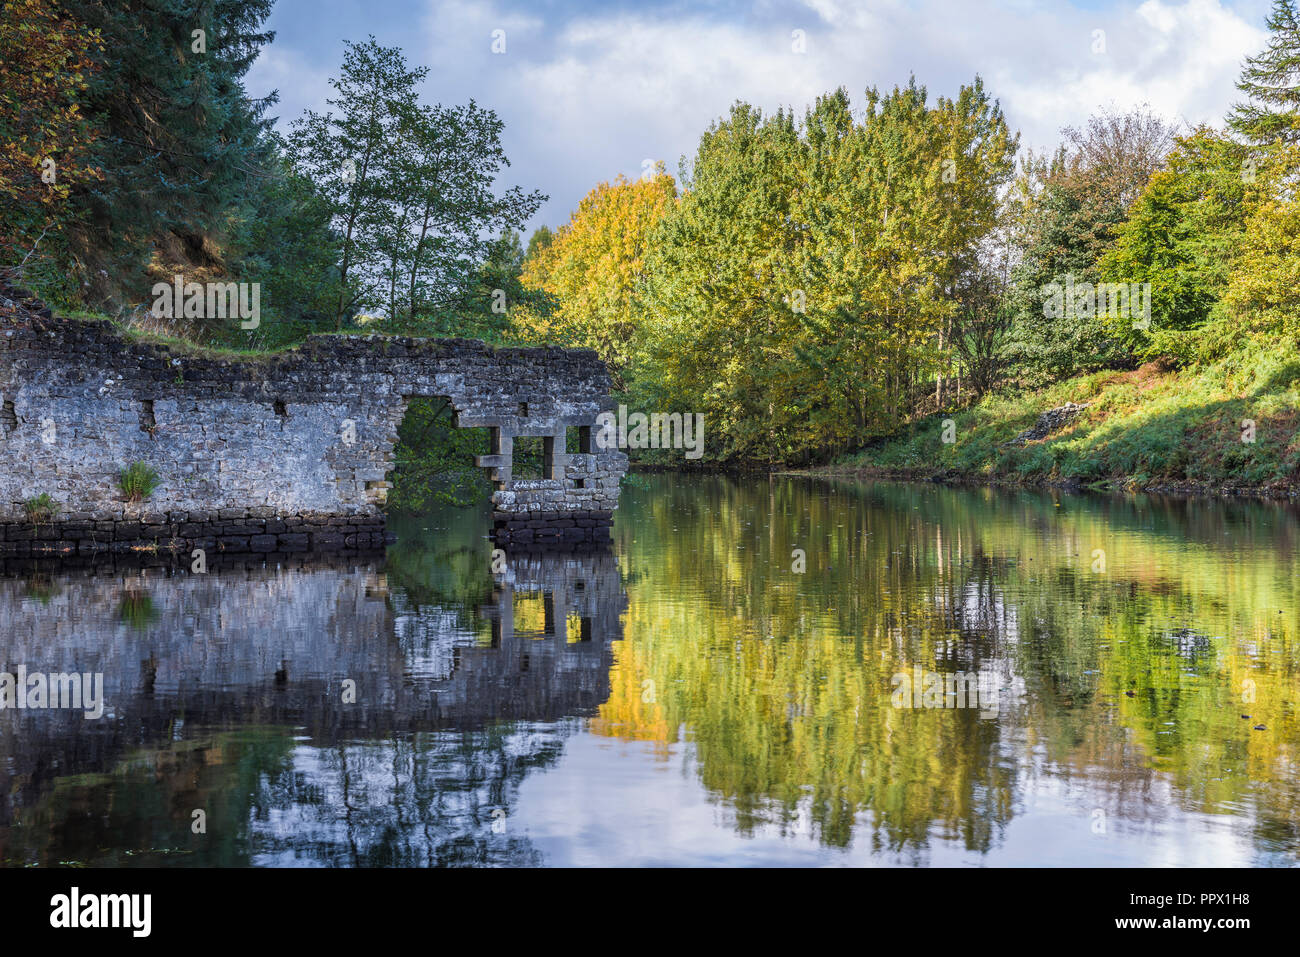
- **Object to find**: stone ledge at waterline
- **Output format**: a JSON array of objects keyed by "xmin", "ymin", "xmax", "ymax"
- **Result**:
[{"xmin": 0, "ymin": 283, "xmax": 627, "ymax": 556}]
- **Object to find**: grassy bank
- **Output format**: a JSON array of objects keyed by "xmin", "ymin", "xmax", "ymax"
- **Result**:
[{"xmin": 827, "ymin": 343, "xmax": 1300, "ymax": 496}]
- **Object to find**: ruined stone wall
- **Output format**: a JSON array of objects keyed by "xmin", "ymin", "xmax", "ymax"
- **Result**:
[{"xmin": 0, "ymin": 287, "xmax": 626, "ymax": 556}]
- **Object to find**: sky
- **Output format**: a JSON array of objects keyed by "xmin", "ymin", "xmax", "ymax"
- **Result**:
[{"xmin": 245, "ymin": 0, "xmax": 1277, "ymax": 234}]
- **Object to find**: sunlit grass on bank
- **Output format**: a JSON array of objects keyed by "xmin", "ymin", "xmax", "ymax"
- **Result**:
[{"xmin": 836, "ymin": 342, "xmax": 1300, "ymax": 493}]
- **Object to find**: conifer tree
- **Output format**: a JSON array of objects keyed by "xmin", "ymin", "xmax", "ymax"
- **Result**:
[
  {"xmin": 61, "ymin": 0, "xmax": 277, "ymax": 305},
  {"xmin": 1230, "ymin": 0, "xmax": 1300, "ymax": 144}
]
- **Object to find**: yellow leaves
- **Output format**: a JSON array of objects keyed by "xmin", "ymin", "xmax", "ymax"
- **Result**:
[
  {"xmin": 518, "ymin": 171, "xmax": 677, "ymax": 382},
  {"xmin": 1224, "ymin": 195, "xmax": 1300, "ymax": 333},
  {"xmin": 0, "ymin": 0, "xmax": 103, "ymax": 221}
]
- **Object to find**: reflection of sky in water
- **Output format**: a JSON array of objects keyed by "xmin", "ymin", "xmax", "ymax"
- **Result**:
[
  {"xmin": 1, "ymin": 476, "xmax": 1298, "ymax": 866},
  {"xmin": 513, "ymin": 735, "xmax": 1261, "ymax": 867}
]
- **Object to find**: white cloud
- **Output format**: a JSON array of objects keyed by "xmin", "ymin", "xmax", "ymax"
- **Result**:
[
  {"xmin": 255, "ymin": 0, "xmax": 1270, "ymax": 230},
  {"xmin": 245, "ymin": 45, "xmax": 335, "ymax": 128}
]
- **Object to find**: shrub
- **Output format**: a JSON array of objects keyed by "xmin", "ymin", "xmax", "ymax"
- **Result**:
[
  {"xmin": 23, "ymin": 492, "xmax": 60, "ymax": 523},
  {"xmin": 118, "ymin": 462, "xmax": 161, "ymax": 502}
]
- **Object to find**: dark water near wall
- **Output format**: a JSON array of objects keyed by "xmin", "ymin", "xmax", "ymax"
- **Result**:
[{"xmin": 1, "ymin": 474, "xmax": 1297, "ymax": 867}]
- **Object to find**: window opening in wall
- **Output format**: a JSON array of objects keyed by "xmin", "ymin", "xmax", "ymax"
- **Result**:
[
  {"xmin": 543, "ymin": 593, "xmax": 556, "ymax": 636},
  {"xmin": 138, "ymin": 399, "xmax": 156, "ymax": 435},
  {"xmin": 389, "ymin": 396, "xmax": 491, "ymax": 510},
  {"xmin": 564, "ymin": 615, "xmax": 592, "ymax": 643},
  {"xmin": 566, "ymin": 425, "xmax": 591, "ymax": 454},
  {"xmin": 513, "ymin": 435, "xmax": 544, "ymax": 479}
]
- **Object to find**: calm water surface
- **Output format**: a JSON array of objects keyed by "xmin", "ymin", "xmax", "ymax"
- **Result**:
[{"xmin": 1, "ymin": 475, "xmax": 1297, "ymax": 866}]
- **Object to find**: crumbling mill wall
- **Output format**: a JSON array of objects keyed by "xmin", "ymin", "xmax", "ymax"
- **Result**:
[{"xmin": 0, "ymin": 294, "xmax": 627, "ymax": 557}]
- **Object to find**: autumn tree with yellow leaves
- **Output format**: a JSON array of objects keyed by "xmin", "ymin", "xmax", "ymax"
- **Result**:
[
  {"xmin": 0, "ymin": 0, "xmax": 102, "ymax": 288},
  {"xmin": 517, "ymin": 168, "xmax": 677, "ymax": 390}
]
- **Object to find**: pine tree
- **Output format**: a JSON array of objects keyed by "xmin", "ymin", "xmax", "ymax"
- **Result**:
[
  {"xmin": 59, "ymin": 0, "xmax": 277, "ymax": 307},
  {"xmin": 1230, "ymin": 0, "xmax": 1300, "ymax": 144}
]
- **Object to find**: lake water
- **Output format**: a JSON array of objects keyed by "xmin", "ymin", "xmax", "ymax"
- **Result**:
[{"xmin": 1, "ymin": 474, "xmax": 1297, "ymax": 866}]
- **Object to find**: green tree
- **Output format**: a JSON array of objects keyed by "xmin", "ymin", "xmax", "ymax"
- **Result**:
[
  {"xmin": 453, "ymin": 229, "xmax": 552, "ymax": 343},
  {"xmin": 1098, "ymin": 129, "xmax": 1280, "ymax": 362},
  {"xmin": 518, "ymin": 169, "xmax": 676, "ymax": 389},
  {"xmin": 1224, "ymin": 170, "xmax": 1300, "ymax": 341},
  {"xmin": 393, "ymin": 101, "xmax": 544, "ymax": 331},
  {"xmin": 224, "ymin": 139, "xmax": 343, "ymax": 348},
  {"xmin": 637, "ymin": 80, "xmax": 1015, "ymax": 463},
  {"xmin": 60, "ymin": 0, "xmax": 277, "ymax": 308},
  {"xmin": 289, "ymin": 41, "xmax": 543, "ymax": 332},
  {"xmin": 1230, "ymin": 0, "xmax": 1300, "ymax": 145},
  {"xmin": 1008, "ymin": 109, "xmax": 1176, "ymax": 383},
  {"xmin": 288, "ymin": 37, "xmax": 427, "ymax": 328}
]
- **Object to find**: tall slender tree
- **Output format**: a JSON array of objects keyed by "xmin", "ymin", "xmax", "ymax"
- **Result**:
[{"xmin": 288, "ymin": 37, "xmax": 427, "ymax": 328}]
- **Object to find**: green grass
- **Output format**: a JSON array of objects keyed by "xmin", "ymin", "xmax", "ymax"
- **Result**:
[
  {"xmin": 119, "ymin": 326, "xmax": 290, "ymax": 361},
  {"xmin": 834, "ymin": 342, "xmax": 1300, "ymax": 492},
  {"xmin": 53, "ymin": 309, "xmax": 285, "ymax": 359},
  {"xmin": 50, "ymin": 306, "xmax": 507, "ymax": 360},
  {"xmin": 23, "ymin": 493, "xmax": 60, "ymax": 523}
]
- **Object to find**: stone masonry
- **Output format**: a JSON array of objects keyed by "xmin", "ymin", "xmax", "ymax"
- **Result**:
[{"xmin": 0, "ymin": 281, "xmax": 627, "ymax": 556}]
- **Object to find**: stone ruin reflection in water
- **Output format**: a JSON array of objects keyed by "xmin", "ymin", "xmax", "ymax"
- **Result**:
[{"xmin": 0, "ymin": 545, "xmax": 626, "ymax": 866}]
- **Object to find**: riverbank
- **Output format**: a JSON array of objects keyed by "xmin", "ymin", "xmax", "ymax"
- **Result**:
[{"xmin": 817, "ymin": 342, "xmax": 1300, "ymax": 500}]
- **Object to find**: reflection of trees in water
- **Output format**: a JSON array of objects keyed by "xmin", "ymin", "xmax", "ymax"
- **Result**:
[
  {"xmin": 2, "ymin": 480, "xmax": 1298, "ymax": 864},
  {"xmin": 605, "ymin": 476, "xmax": 1021, "ymax": 854},
  {"xmin": 604, "ymin": 474, "xmax": 1300, "ymax": 860},
  {"xmin": 0, "ymin": 724, "xmax": 562, "ymax": 867},
  {"xmin": 251, "ymin": 727, "xmax": 564, "ymax": 867}
]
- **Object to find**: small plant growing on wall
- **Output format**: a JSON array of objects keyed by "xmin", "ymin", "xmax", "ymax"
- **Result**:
[
  {"xmin": 23, "ymin": 493, "xmax": 60, "ymax": 524},
  {"xmin": 118, "ymin": 462, "xmax": 161, "ymax": 503}
]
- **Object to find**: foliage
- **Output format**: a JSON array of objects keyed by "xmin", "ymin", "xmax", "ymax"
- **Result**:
[
  {"xmin": 517, "ymin": 170, "xmax": 677, "ymax": 388},
  {"xmin": 635, "ymin": 80, "xmax": 1016, "ymax": 463},
  {"xmin": 0, "ymin": 0, "xmax": 103, "ymax": 297},
  {"xmin": 598, "ymin": 472, "xmax": 1300, "ymax": 850},
  {"xmin": 386, "ymin": 398, "xmax": 491, "ymax": 511},
  {"xmin": 1230, "ymin": 0, "xmax": 1300, "ymax": 145},
  {"xmin": 386, "ymin": 396, "xmax": 548, "ymax": 511},
  {"xmin": 118, "ymin": 462, "xmax": 161, "ymax": 503},
  {"xmin": 287, "ymin": 38, "xmax": 544, "ymax": 331},
  {"xmin": 23, "ymin": 493, "xmax": 61, "ymax": 523},
  {"xmin": 9, "ymin": 4, "xmax": 1300, "ymax": 487},
  {"xmin": 1006, "ymin": 109, "xmax": 1177, "ymax": 384},
  {"xmin": 436, "ymin": 228, "xmax": 550, "ymax": 344},
  {"xmin": 842, "ymin": 340, "xmax": 1300, "ymax": 490},
  {"xmin": 58, "ymin": 0, "xmax": 277, "ymax": 309},
  {"xmin": 220, "ymin": 139, "xmax": 343, "ymax": 349},
  {"xmin": 1224, "ymin": 180, "xmax": 1300, "ymax": 343},
  {"xmin": 1097, "ymin": 129, "xmax": 1284, "ymax": 363}
]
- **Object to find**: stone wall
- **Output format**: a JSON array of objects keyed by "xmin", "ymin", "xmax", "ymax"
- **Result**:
[{"xmin": 0, "ymin": 282, "xmax": 627, "ymax": 556}]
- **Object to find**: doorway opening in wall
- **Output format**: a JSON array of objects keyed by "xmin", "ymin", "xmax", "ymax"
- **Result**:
[{"xmin": 388, "ymin": 396, "xmax": 492, "ymax": 512}]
